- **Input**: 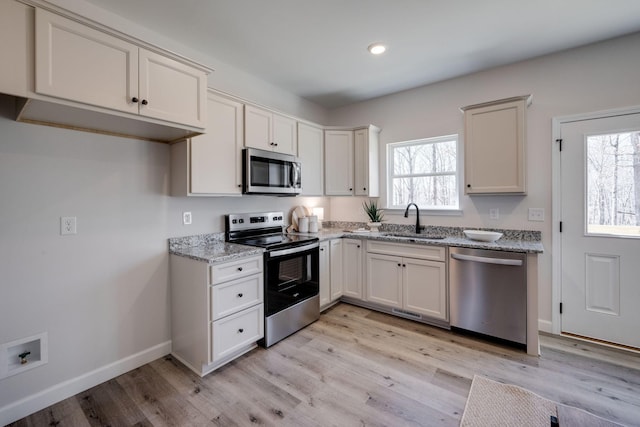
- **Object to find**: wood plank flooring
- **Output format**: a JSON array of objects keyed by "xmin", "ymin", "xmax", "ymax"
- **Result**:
[{"xmin": 10, "ymin": 303, "xmax": 640, "ymax": 426}]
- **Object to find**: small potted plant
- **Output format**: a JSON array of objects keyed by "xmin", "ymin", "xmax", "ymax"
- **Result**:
[{"xmin": 363, "ymin": 199, "xmax": 384, "ymax": 232}]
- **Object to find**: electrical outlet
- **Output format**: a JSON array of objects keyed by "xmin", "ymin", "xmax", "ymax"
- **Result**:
[
  {"xmin": 60, "ymin": 217, "xmax": 77, "ymax": 235},
  {"xmin": 182, "ymin": 212, "xmax": 192, "ymax": 225},
  {"xmin": 528, "ymin": 208, "xmax": 545, "ymax": 222},
  {"xmin": 489, "ymin": 208, "xmax": 499, "ymax": 220}
]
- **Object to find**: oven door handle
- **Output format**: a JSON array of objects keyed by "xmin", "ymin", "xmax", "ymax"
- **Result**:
[{"xmin": 269, "ymin": 241, "xmax": 319, "ymax": 258}]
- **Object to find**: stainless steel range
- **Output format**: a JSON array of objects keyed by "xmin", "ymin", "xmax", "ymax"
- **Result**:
[{"xmin": 225, "ymin": 211, "xmax": 320, "ymax": 347}]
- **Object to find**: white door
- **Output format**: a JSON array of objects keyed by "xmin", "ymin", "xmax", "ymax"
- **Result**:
[
  {"xmin": 366, "ymin": 253, "xmax": 402, "ymax": 308},
  {"xmin": 342, "ymin": 239, "xmax": 363, "ymax": 299},
  {"xmin": 560, "ymin": 112, "xmax": 640, "ymax": 348},
  {"xmin": 329, "ymin": 239, "xmax": 343, "ymax": 301},
  {"xmin": 403, "ymin": 258, "xmax": 447, "ymax": 320},
  {"xmin": 319, "ymin": 241, "xmax": 331, "ymax": 308},
  {"xmin": 324, "ymin": 130, "xmax": 354, "ymax": 196}
]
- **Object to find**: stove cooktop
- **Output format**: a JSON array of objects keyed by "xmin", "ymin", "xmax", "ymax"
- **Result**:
[{"xmin": 234, "ymin": 233, "xmax": 318, "ymax": 250}]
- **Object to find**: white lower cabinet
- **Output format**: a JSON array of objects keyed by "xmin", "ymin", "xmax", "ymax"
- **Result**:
[
  {"xmin": 319, "ymin": 240, "xmax": 331, "ymax": 308},
  {"xmin": 329, "ymin": 239, "xmax": 343, "ymax": 301},
  {"xmin": 366, "ymin": 241, "xmax": 448, "ymax": 322},
  {"xmin": 342, "ymin": 239, "xmax": 364, "ymax": 299},
  {"xmin": 366, "ymin": 253, "xmax": 403, "ymax": 308},
  {"xmin": 170, "ymin": 254, "xmax": 264, "ymax": 376}
]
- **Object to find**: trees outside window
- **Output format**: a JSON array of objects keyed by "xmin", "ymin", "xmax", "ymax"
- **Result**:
[
  {"xmin": 586, "ymin": 130, "xmax": 640, "ymax": 236},
  {"xmin": 387, "ymin": 135, "xmax": 459, "ymax": 209}
]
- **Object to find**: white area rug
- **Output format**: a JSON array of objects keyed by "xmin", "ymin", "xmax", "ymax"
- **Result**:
[{"xmin": 460, "ymin": 375, "xmax": 623, "ymax": 427}]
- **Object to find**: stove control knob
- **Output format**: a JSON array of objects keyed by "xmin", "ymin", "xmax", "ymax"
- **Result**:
[{"xmin": 239, "ymin": 219, "xmax": 244, "ymax": 223}]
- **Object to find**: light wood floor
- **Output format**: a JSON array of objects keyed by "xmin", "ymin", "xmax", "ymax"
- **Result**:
[{"xmin": 10, "ymin": 303, "xmax": 640, "ymax": 426}]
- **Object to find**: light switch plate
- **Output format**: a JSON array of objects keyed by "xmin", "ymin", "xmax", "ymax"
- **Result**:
[
  {"xmin": 489, "ymin": 208, "xmax": 499, "ymax": 220},
  {"xmin": 528, "ymin": 208, "xmax": 545, "ymax": 222}
]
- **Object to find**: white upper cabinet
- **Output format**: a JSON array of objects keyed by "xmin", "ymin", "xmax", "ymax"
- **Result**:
[
  {"xmin": 244, "ymin": 105, "xmax": 297, "ymax": 155},
  {"xmin": 324, "ymin": 130, "xmax": 354, "ymax": 196},
  {"xmin": 138, "ymin": 49, "xmax": 207, "ymax": 128},
  {"xmin": 30, "ymin": 8, "xmax": 208, "ymax": 136},
  {"xmin": 35, "ymin": 9, "xmax": 139, "ymax": 115},
  {"xmin": 171, "ymin": 91, "xmax": 244, "ymax": 196},
  {"xmin": 354, "ymin": 126, "xmax": 380, "ymax": 197},
  {"xmin": 0, "ymin": 1, "xmax": 32, "ymax": 98},
  {"xmin": 297, "ymin": 122, "xmax": 324, "ymax": 196},
  {"xmin": 462, "ymin": 95, "xmax": 530, "ymax": 195}
]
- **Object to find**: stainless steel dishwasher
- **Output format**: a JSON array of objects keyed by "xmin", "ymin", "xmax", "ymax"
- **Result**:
[{"xmin": 449, "ymin": 247, "xmax": 527, "ymax": 346}]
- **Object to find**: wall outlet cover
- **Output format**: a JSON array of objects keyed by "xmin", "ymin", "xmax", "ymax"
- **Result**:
[
  {"xmin": 182, "ymin": 212, "xmax": 192, "ymax": 225},
  {"xmin": 528, "ymin": 208, "xmax": 545, "ymax": 221},
  {"xmin": 489, "ymin": 208, "xmax": 499, "ymax": 220},
  {"xmin": 60, "ymin": 217, "xmax": 77, "ymax": 235}
]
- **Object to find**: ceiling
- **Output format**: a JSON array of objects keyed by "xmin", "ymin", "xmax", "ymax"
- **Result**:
[{"xmin": 83, "ymin": 0, "xmax": 640, "ymax": 109}]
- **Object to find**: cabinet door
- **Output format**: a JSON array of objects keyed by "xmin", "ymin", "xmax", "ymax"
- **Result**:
[
  {"xmin": 329, "ymin": 239, "xmax": 343, "ymax": 301},
  {"xmin": 35, "ymin": 8, "xmax": 138, "ymax": 115},
  {"xmin": 463, "ymin": 97, "xmax": 527, "ymax": 194},
  {"xmin": 0, "ymin": 1, "xmax": 32, "ymax": 98},
  {"xmin": 354, "ymin": 127, "xmax": 380, "ymax": 197},
  {"xmin": 139, "ymin": 49, "xmax": 207, "ymax": 128},
  {"xmin": 342, "ymin": 239, "xmax": 363, "ymax": 299},
  {"xmin": 297, "ymin": 123, "xmax": 324, "ymax": 196},
  {"xmin": 190, "ymin": 93, "xmax": 243, "ymax": 194},
  {"xmin": 403, "ymin": 258, "xmax": 447, "ymax": 320},
  {"xmin": 244, "ymin": 105, "xmax": 272, "ymax": 151},
  {"xmin": 324, "ymin": 130, "xmax": 354, "ymax": 196},
  {"xmin": 366, "ymin": 253, "xmax": 402, "ymax": 308},
  {"xmin": 319, "ymin": 241, "xmax": 331, "ymax": 308},
  {"xmin": 272, "ymin": 113, "xmax": 297, "ymax": 155}
]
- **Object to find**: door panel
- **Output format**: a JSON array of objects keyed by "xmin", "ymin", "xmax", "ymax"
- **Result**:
[{"xmin": 560, "ymin": 112, "xmax": 640, "ymax": 348}]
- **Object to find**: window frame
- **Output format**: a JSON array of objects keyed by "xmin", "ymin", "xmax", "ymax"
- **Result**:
[{"xmin": 386, "ymin": 134, "xmax": 462, "ymax": 212}]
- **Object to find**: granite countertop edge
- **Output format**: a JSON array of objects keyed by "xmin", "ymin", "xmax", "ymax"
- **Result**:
[
  {"xmin": 168, "ymin": 223, "xmax": 544, "ymax": 263},
  {"xmin": 298, "ymin": 227, "xmax": 544, "ymax": 254}
]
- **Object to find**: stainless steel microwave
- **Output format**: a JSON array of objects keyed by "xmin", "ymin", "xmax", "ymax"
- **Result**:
[{"xmin": 242, "ymin": 148, "xmax": 302, "ymax": 195}]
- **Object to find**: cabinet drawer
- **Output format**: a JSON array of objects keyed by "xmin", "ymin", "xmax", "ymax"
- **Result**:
[
  {"xmin": 211, "ymin": 304, "xmax": 264, "ymax": 362},
  {"xmin": 211, "ymin": 274, "xmax": 263, "ymax": 320},
  {"xmin": 367, "ymin": 240, "xmax": 446, "ymax": 261},
  {"xmin": 209, "ymin": 255, "xmax": 263, "ymax": 284}
]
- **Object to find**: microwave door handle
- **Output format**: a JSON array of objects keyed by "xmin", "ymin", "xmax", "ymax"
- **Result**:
[{"xmin": 291, "ymin": 163, "xmax": 300, "ymax": 188}]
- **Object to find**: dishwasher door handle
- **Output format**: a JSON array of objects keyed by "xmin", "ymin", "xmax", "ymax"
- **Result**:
[{"xmin": 451, "ymin": 253, "xmax": 523, "ymax": 266}]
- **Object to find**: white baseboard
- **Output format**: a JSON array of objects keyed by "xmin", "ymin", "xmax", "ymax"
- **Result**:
[
  {"xmin": 0, "ymin": 340, "xmax": 171, "ymax": 426},
  {"xmin": 538, "ymin": 319, "xmax": 553, "ymax": 334}
]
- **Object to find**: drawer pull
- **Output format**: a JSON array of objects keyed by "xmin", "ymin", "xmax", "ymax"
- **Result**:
[
  {"xmin": 237, "ymin": 267, "xmax": 243, "ymax": 271},
  {"xmin": 238, "ymin": 328, "xmax": 244, "ymax": 333},
  {"xmin": 237, "ymin": 293, "xmax": 243, "ymax": 298}
]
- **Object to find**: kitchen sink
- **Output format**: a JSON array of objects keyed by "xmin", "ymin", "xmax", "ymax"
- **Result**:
[{"xmin": 381, "ymin": 232, "xmax": 447, "ymax": 241}]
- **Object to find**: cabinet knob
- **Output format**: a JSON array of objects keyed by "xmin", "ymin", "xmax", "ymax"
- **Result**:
[
  {"xmin": 349, "ymin": 188, "xmax": 353, "ymax": 191},
  {"xmin": 141, "ymin": 99, "xmax": 148, "ymax": 105},
  {"xmin": 237, "ymin": 293, "xmax": 243, "ymax": 298},
  {"xmin": 320, "ymin": 248, "xmax": 324, "ymax": 251},
  {"xmin": 131, "ymin": 97, "xmax": 138, "ymax": 103},
  {"xmin": 238, "ymin": 328, "xmax": 244, "ymax": 333},
  {"xmin": 403, "ymin": 264, "xmax": 406, "ymax": 267},
  {"xmin": 363, "ymin": 187, "xmax": 366, "ymax": 191},
  {"xmin": 467, "ymin": 184, "xmax": 471, "ymax": 188},
  {"xmin": 397, "ymin": 263, "xmax": 401, "ymax": 267},
  {"xmin": 237, "ymin": 267, "xmax": 243, "ymax": 271},
  {"xmin": 357, "ymin": 245, "xmax": 360, "ymax": 248}
]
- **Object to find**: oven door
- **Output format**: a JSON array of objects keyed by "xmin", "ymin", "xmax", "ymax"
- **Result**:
[
  {"xmin": 243, "ymin": 148, "xmax": 301, "ymax": 195},
  {"xmin": 264, "ymin": 242, "xmax": 319, "ymax": 316}
]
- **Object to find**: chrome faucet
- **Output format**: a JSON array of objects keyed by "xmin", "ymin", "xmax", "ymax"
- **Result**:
[{"xmin": 404, "ymin": 203, "xmax": 421, "ymax": 234}]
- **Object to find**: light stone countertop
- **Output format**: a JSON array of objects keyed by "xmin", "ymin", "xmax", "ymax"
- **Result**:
[
  {"xmin": 168, "ymin": 232, "xmax": 264, "ymax": 264},
  {"xmin": 295, "ymin": 225, "xmax": 544, "ymax": 254},
  {"xmin": 168, "ymin": 222, "xmax": 544, "ymax": 264}
]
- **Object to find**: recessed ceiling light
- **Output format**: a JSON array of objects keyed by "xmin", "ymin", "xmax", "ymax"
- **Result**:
[{"xmin": 368, "ymin": 43, "xmax": 386, "ymax": 55}]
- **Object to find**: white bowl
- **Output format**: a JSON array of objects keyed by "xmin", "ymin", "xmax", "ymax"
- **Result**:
[{"xmin": 463, "ymin": 230, "xmax": 503, "ymax": 242}]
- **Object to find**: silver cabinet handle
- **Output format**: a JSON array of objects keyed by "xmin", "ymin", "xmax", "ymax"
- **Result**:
[{"xmin": 451, "ymin": 253, "xmax": 523, "ymax": 266}]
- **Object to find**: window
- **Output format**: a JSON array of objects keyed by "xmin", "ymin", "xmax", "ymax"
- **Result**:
[
  {"xmin": 387, "ymin": 134, "xmax": 459, "ymax": 210},
  {"xmin": 586, "ymin": 130, "xmax": 640, "ymax": 237}
]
